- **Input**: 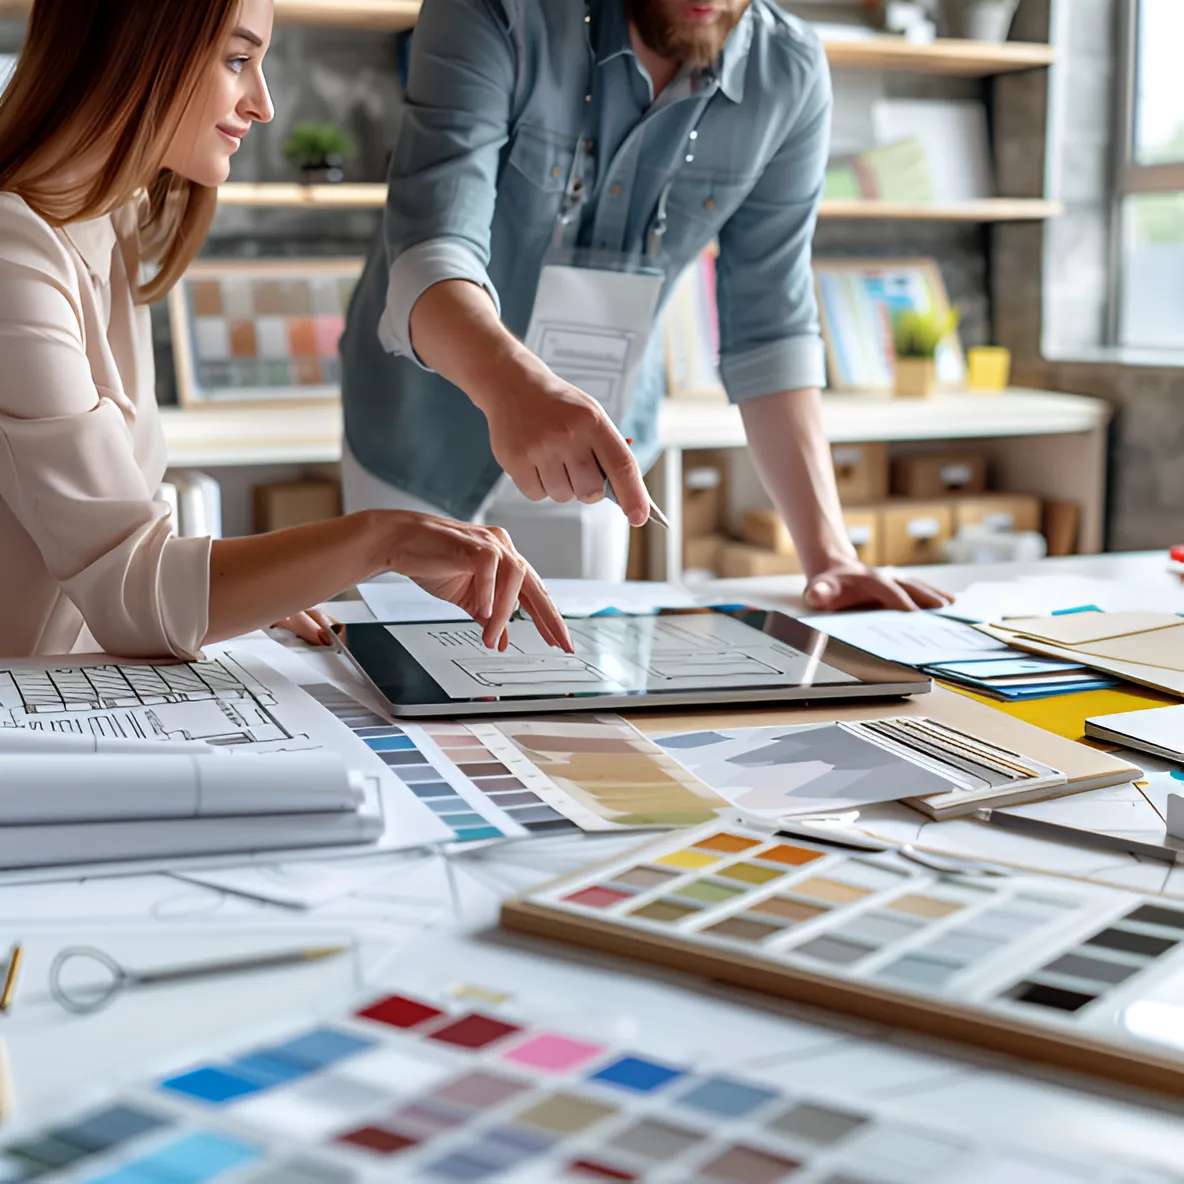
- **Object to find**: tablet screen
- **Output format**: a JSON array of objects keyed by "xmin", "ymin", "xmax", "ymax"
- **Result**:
[{"xmin": 384, "ymin": 612, "xmax": 860, "ymax": 701}]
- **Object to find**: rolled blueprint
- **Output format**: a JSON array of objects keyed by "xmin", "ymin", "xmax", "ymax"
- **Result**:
[
  {"xmin": 0, "ymin": 750, "xmax": 364, "ymax": 824},
  {"xmin": 0, "ymin": 730, "xmax": 219, "ymax": 756}
]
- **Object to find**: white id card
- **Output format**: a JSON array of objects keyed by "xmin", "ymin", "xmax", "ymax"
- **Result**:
[{"xmin": 524, "ymin": 263, "xmax": 664, "ymax": 427}]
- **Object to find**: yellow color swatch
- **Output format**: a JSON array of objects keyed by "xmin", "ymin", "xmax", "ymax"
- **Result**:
[{"xmin": 656, "ymin": 849, "xmax": 719, "ymax": 870}]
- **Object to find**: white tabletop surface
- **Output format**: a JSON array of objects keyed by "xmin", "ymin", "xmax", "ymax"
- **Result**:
[{"xmin": 4, "ymin": 551, "xmax": 1184, "ymax": 1169}]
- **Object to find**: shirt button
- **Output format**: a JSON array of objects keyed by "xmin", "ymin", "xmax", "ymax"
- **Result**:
[
  {"xmin": 704, "ymin": 198, "xmax": 715, "ymax": 210},
  {"xmin": 610, "ymin": 184, "xmax": 622, "ymax": 197},
  {"xmin": 552, "ymin": 166, "xmax": 561, "ymax": 178}
]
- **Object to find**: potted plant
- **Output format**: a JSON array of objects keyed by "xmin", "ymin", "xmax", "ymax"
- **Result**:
[
  {"xmin": 944, "ymin": 0, "xmax": 1020, "ymax": 42},
  {"xmin": 891, "ymin": 305, "xmax": 959, "ymax": 398},
  {"xmin": 283, "ymin": 122, "xmax": 356, "ymax": 184}
]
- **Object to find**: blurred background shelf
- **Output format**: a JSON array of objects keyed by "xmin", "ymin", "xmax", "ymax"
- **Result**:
[
  {"xmin": 0, "ymin": 2, "xmax": 1052, "ymax": 75},
  {"xmin": 217, "ymin": 185, "xmax": 1060, "ymax": 222}
]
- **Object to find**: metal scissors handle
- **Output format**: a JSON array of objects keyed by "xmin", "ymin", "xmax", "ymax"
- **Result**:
[{"xmin": 48, "ymin": 943, "xmax": 347, "ymax": 1015}]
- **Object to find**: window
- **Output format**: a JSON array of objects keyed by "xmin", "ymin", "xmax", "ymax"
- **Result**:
[{"xmin": 1116, "ymin": 0, "xmax": 1184, "ymax": 350}]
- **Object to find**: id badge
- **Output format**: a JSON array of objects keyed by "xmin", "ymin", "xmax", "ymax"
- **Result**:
[{"xmin": 524, "ymin": 249, "xmax": 665, "ymax": 428}]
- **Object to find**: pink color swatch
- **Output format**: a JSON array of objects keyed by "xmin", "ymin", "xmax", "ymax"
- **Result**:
[{"xmin": 502, "ymin": 1033, "xmax": 605, "ymax": 1074}]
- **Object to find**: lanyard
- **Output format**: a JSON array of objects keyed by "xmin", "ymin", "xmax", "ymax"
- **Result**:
[{"xmin": 555, "ymin": 1, "xmax": 714, "ymax": 258}]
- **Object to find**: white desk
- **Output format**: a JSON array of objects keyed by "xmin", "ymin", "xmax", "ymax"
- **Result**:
[{"xmin": 4, "ymin": 552, "xmax": 1184, "ymax": 1167}]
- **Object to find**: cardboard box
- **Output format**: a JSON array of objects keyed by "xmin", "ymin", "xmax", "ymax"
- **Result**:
[
  {"xmin": 682, "ymin": 453, "xmax": 728, "ymax": 539},
  {"xmin": 719, "ymin": 543, "xmax": 802, "ymax": 578},
  {"xmin": 832, "ymin": 442, "xmax": 889, "ymax": 504},
  {"xmin": 953, "ymin": 493, "xmax": 1041, "ymax": 534},
  {"xmin": 892, "ymin": 453, "xmax": 988, "ymax": 498},
  {"xmin": 843, "ymin": 509, "xmax": 880, "ymax": 566},
  {"xmin": 684, "ymin": 534, "xmax": 726, "ymax": 574},
  {"xmin": 1042, "ymin": 499, "xmax": 1081, "ymax": 557},
  {"xmin": 739, "ymin": 508, "xmax": 793, "ymax": 555},
  {"xmin": 253, "ymin": 480, "xmax": 341, "ymax": 533},
  {"xmin": 879, "ymin": 501, "xmax": 954, "ymax": 566}
]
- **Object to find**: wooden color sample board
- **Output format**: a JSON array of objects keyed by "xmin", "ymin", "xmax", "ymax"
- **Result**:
[{"xmin": 503, "ymin": 820, "xmax": 1184, "ymax": 1098}]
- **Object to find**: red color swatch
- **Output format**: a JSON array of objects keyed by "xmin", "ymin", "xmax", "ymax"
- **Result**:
[
  {"xmin": 563, "ymin": 886, "xmax": 631, "ymax": 909},
  {"xmin": 568, "ymin": 1161, "xmax": 637, "ymax": 1180},
  {"xmin": 428, "ymin": 1013, "xmax": 521, "ymax": 1050},
  {"xmin": 356, "ymin": 994, "xmax": 444, "ymax": 1030},
  {"xmin": 337, "ymin": 1126, "xmax": 417, "ymax": 1154}
]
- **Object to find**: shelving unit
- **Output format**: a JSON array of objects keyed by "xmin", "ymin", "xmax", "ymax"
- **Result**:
[
  {"xmin": 0, "ymin": 2, "xmax": 1054, "ymax": 75},
  {"xmin": 217, "ymin": 184, "xmax": 1061, "ymax": 223}
]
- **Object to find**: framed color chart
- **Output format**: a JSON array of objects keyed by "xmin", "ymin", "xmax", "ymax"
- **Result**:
[
  {"xmin": 169, "ymin": 258, "xmax": 362, "ymax": 407},
  {"xmin": 813, "ymin": 257, "xmax": 966, "ymax": 393}
]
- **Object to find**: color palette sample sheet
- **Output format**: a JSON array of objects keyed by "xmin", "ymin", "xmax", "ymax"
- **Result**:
[
  {"xmin": 504, "ymin": 820, "xmax": 1184, "ymax": 1095},
  {"xmin": 174, "ymin": 262, "xmax": 360, "ymax": 403},
  {"xmin": 5, "ymin": 945, "xmax": 1180, "ymax": 1184},
  {"xmin": 470, "ymin": 716, "xmax": 728, "ymax": 830}
]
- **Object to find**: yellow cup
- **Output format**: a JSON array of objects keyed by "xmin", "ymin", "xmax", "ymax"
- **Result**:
[{"xmin": 966, "ymin": 346, "xmax": 1011, "ymax": 392}]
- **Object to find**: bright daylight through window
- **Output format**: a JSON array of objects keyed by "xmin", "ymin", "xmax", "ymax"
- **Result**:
[{"xmin": 1118, "ymin": 0, "xmax": 1184, "ymax": 349}]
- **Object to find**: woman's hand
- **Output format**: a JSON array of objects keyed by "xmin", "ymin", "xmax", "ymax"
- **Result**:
[
  {"xmin": 378, "ymin": 513, "xmax": 573, "ymax": 653},
  {"xmin": 273, "ymin": 607, "xmax": 337, "ymax": 646}
]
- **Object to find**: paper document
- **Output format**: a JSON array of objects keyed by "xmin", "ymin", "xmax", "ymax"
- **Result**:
[
  {"xmin": 388, "ymin": 613, "xmax": 858, "ymax": 700},
  {"xmin": 799, "ymin": 610, "xmax": 1010, "ymax": 666},
  {"xmin": 937, "ymin": 575, "xmax": 1184, "ymax": 624},
  {"xmin": 0, "ymin": 648, "xmax": 454, "ymax": 882}
]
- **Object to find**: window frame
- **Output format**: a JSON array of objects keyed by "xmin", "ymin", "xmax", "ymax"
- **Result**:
[{"xmin": 1109, "ymin": 0, "xmax": 1184, "ymax": 347}]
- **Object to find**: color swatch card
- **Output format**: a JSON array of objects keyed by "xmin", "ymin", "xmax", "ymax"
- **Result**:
[
  {"xmin": 504, "ymin": 820, "xmax": 1184, "ymax": 1097},
  {"xmin": 6, "ymin": 953, "xmax": 1181, "ymax": 1184},
  {"xmin": 657, "ymin": 719, "xmax": 1065, "ymax": 819},
  {"xmin": 169, "ymin": 260, "xmax": 362, "ymax": 406},
  {"xmin": 472, "ymin": 716, "xmax": 728, "ymax": 831}
]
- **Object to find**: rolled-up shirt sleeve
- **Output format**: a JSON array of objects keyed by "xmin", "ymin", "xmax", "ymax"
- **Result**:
[
  {"xmin": 377, "ymin": 0, "xmax": 515, "ymax": 361},
  {"xmin": 716, "ymin": 38, "xmax": 832, "ymax": 401},
  {"xmin": 0, "ymin": 219, "xmax": 210, "ymax": 659}
]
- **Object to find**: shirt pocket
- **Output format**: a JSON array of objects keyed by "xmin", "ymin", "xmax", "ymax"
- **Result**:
[
  {"xmin": 661, "ymin": 170, "xmax": 758, "ymax": 258},
  {"xmin": 501, "ymin": 124, "xmax": 577, "ymax": 226}
]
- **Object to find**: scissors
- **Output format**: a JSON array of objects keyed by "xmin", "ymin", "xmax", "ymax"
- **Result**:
[{"xmin": 48, "ymin": 943, "xmax": 347, "ymax": 1015}]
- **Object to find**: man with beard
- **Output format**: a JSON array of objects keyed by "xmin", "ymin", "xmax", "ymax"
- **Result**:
[{"xmin": 339, "ymin": 0, "xmax": 949, "ymax": 612}]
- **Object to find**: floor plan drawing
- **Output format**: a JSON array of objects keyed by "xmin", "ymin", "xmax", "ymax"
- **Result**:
[{"xmin": 0, "ymin": 657, "xmax": 302, "ymax": 747}]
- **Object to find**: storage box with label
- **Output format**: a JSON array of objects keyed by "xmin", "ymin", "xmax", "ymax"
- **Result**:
[
  {"xmin": 843, "ymin": 509, "xmax": 881, "ymax": 566},
  {"xmin": 719, "ymin": 543, "xmax": 803, "ymax": 578},
  {"xmin": 892, "ymin": 453, "xmax": 988, "ymax": 498},
  {"xmin": 879, "ymin": 501, "xmax": 954, "ymax": 566},
  {"xmin": 953, "ymin": 493, "xmax": 1041, "ymax": 534},
  {"xmin": 739, "ymin": 508, "xmax": 793, "ymax": 555},
  {"xmin": 684, "ymin": 534, "xmax": 726, "ymax": 575},
  {"xmin": 682, "ymin": 452, "xmax": 728, "ymax": 539},
  {"xmin": 831, "ymin": 442, "xmax": 889, "ymax": 504}
]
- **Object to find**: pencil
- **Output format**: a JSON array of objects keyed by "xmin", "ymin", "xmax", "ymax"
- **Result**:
[{"xmin": 0, "ymin": 945, "xmax": 21, "ymax": 1013}]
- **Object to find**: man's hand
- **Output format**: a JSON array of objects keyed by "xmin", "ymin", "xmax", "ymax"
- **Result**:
[
  {"xmin": 804, "ymin": 563, "xmax": 954, "ymax": 613},
  {"xmin": 481, "ymin": 374, "xmax": 651, "ymax": 526}
]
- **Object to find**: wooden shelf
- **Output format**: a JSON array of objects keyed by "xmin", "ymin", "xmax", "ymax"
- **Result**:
[
  {"xmin": 217, "ymin": 185, "xmax": 1060, "ymax": 224},
  {"xmin": 274, "ymin": 0, "xmax": 419, "ymax": 29},
  {"xmin": 0, "ymin": 2, "xmax": 1053, "ymax": 71},
  {"xmin": 160, "ymin": 389, "xmax": 1107, "ymax": 468},
  {"xmin": 824, "ymin": 36, "xmax": 1054, "ymax": 76},
  {"xmin": 818, "ymin": 198, "xmax": 1062, "ymax": 222},
  {"xmin": 218, "ymin": 183, "xmax": 387, "ymax": 209}
]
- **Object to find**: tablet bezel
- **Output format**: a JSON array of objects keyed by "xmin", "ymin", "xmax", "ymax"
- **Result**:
[{"xmin": 337, "ymin": 608, "xmax": 931, "ymax": 719}]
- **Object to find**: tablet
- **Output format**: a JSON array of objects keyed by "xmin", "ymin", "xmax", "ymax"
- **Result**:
[{"xmin": 337, "ymin": 608, "xmax": 930, "ymax": 718}]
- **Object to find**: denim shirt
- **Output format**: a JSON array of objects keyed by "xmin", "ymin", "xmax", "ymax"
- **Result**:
[{"xmin": 340, "ymin": 0, "xmax": 832, "ymax": 519}]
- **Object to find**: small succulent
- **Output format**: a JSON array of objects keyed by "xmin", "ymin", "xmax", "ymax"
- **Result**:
[
  {"xmin": 892, "ymin": 305, "xmax": 960, "ymax": 359},
  {"xmin": 283, "ymin": 122, "xmax": 356, "ymax": 171}
]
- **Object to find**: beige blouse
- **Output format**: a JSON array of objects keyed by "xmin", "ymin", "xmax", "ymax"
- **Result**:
[{"xmin": 0, "ymin": 193, "xmax": 210, "ymax": 659}]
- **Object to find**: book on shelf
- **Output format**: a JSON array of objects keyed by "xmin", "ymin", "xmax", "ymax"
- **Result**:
[{"xmin": 662, "ymin": 248, "xmax": 720, "ymax": 397}]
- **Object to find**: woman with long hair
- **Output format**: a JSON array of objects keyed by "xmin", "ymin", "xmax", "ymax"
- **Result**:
[{"xmin": 0, "ymin": 0, "xmax": 570, "ymax": 659}]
